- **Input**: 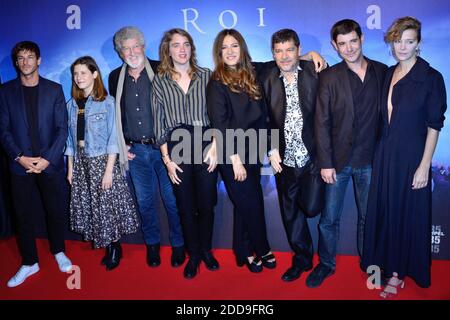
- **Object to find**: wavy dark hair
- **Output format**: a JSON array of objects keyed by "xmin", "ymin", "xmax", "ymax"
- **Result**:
[
  {"xmin": 211, "ymin": 29, "xmax": 261, "ymax": 100},
  {"xmin": 330, "ymin": 19, "xmax": 362, "ymax": 42},
  {"xmin": 70, "ymin": 56, "xmax": 107, "ymax": 102},
  {"xmin": 157, "ymin": 28, "xmax": 199, "ymax": 80}
]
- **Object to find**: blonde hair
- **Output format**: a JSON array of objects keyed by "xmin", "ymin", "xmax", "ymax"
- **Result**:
[{"xmin": 385, "ymin": 16, "xmax": 421, "ymax": 43}]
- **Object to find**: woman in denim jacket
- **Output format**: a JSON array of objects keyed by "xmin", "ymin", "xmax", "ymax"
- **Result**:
[{"xmin": 65, "ymin": 56, "xmax": 138, "ymax": 270}]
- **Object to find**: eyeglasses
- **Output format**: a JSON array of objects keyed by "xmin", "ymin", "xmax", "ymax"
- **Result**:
[{"xmin": 121, "ymin": 44, "xmax": 143, "ymax": 53}]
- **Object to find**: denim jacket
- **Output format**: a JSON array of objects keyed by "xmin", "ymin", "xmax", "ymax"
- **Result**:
[{"xmin": 65, "ymin": 95, "xmax": 119, "ymax": 158}]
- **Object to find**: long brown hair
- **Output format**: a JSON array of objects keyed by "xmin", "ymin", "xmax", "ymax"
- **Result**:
[
  {"xmin": 70, "ymin": 56, "xmax": 107, "ymax": 101},
  {"xmin": 157, "ymin": 28, "xmax": 199, "ymax": 80},
  {"xmin": 212, "ymin": 29, "xmax": 261, "ymax": 100}
]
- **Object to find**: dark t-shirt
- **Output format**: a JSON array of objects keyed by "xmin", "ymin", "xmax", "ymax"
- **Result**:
[
  {"xmin": 23, "ymin": 84, "xmax": 40, "ymax": 156},
  {"xmin": 76, "ymin": 97, "xmax": 88, "ymax": 141}
]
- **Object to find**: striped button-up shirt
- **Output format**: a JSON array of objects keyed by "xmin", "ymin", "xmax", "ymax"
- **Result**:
[{"xmin": 152, "ymin": 67, "xmax": 211, "ymax": 145}]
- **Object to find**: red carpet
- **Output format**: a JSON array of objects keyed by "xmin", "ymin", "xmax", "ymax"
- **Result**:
[{"xmin": 1, "ymin": 238, "xmax": 449, "ymax": 300}]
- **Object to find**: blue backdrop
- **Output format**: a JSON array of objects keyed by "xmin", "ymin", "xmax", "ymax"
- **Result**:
[{"xmin": 0, "ymin": 0, "xmax": 449, "ymax": 259}]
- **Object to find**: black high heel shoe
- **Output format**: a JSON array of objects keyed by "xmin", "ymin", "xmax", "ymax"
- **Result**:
[
  {"xmin": 245, "ymin": 257, "xmax": 263, "ymax": 273},
  {"xmin": 261, "ymin": 252, "xmax": 276, "ymax": 269}
]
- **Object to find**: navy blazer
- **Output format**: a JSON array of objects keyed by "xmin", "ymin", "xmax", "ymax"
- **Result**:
[{"xmin": 0, "ymin": 76, "xmax": 67, "ymax": 175}]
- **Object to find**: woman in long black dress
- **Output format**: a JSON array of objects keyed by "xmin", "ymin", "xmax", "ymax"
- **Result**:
[{"xmin": 362, "ymin": 17, "xmax": 447, "ymax": 297}]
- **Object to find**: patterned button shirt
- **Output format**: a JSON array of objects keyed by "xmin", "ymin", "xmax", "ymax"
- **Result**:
[{"xmin": 281, "ymin": 66, "xmax": 310, "ymax": 168}]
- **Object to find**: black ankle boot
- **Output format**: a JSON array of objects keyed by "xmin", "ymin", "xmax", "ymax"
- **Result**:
[
  {"xmin": 146, "ymin": 243, "xmax": 161, "ymax": 267},
  {"xmin": 102, "ymin": 242, "xmax": 122, "ymax": 271},
  {"xmin": 183, "ymin": 258, "xmax": 200, "ymax": 279},
  {"xmin": 236, "ymin": 256, "xmax": 245, "ymax": 267},
  {"xmin": 201, "ymin": 251, "xmax": 219, "ymax": 271}
]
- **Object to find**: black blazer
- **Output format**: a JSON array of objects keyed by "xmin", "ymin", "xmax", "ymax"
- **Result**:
[
  {"xmin": 258, "ymin": 60, "xmax": 319, "ymax": 161},
  {"xmin": 206, "ymin": 79, "xmax": 268, "ymax": 165},
  {"xmin": 315, "ymin": 58, "xmax": 387, "ymax": 173},
  {"xmin": 0, "ymin": 77, "xmax": 67, "ymax": 175}
]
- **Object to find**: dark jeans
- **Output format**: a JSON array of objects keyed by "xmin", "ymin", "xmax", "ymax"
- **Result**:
[
  {"xmin": 128, "ymin": 143, "xmax": 183, "ymax": 247},
  {"xmin": 318, "ymin": 165, "xmax": 372, "ymax": 269},
  {"xmin": 275, "ymin": 164, "xmax": 313, "ymax": 269},
  {"xmin": 220, "ymin": 164, "xmax": 270, "ymax": 260},
  {"xmin": 11, "ymin": 172, "xmax": 66, "ymax": 265},
  {"xmin": 168, "ymin": 126, "xmax": 218, "ymax": 258}
]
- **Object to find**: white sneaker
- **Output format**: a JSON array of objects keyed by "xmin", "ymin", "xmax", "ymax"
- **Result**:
[
  {"xmin": 7, "ymin": 263, "xmax": 40, "ymax": 288},
  {"xmin": 54, "ymin": 252, "xmax": 73, "ymax": 272}
]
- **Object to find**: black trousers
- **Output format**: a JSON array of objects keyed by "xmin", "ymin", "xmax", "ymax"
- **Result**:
[
  {"xmin": 10, "ymin": 172, "xmax": 67, "ymax": 265},
  {"xmin": 168, "ymin": 126, "xmax": 218, "ymax": 258},
  {"xmin": 274, "ymin": 164, "xmax": 314, "ymax": 269},
  {"xmin": 220, "ymin": 164, "xmax": 270, "ymax": 260}
]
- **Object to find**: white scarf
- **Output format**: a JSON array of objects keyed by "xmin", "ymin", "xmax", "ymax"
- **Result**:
[{"xmin": 115, "ymin": 59, "xmax": 155, "ymax": 175}]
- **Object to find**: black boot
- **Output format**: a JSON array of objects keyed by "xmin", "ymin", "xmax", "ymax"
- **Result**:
[
  {"xmin": 102, "ymin": 242, "xmax": 122, "ymax": 271},
  {"xmin": 201, "ymin": 251, "xmax": 219, "ymax": 271},
  {"xmin": 171, "ymin": 245, "xmax": 186, "ymax": 267},
  {"xmin": 146, "ymin": 243, "xmax": 161, "ymax": 267},
  {"xmin": 236, "ymin": 256, "xmax": 245, "ymax": 267},
  {"xmin": 183, "ymin": 257, "xmax": 200, "ymax": 279}
]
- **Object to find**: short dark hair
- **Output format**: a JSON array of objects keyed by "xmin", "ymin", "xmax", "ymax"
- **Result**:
[
  {"xmin": 12, "ymin": 41, "xmax": 40, "ymax": 62},
  {"xmin": 330, "ymin": 19, "xmax": 362, "ymax": 42},
  {"xmin": 271, "ymin": 29, "xmax": 300, "ymax": 50}
]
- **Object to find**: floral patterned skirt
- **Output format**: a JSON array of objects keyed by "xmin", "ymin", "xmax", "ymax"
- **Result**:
[{"xmin": 70, "ymin": 147, "xmax": 139, "ymax": 248}]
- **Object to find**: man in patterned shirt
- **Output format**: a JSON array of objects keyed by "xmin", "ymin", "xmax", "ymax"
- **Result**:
[{"xmin": 259, "ymin": 29, "xmax": 321, "ymax": 282}]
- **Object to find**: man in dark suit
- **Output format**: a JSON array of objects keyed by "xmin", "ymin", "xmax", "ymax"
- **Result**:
[
  {"xmin": 0, "ymin": 41, "xmax": 72, "ymax": 287},
  {"xmin": 108, "ymin": 27, "xmax": 185, "ymax": 270},
  {"xmin": 310, "ymin": 19, "xmax": 388, "ymax": 288},
  {"xmin": 259, "ymin": 29, "xmax": 321, "ymax": 282}
]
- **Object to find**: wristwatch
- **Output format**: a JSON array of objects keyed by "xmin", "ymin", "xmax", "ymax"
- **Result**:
[{"xmin": 14, "ymin": 152, "xmax": 23, "ymax": 162}]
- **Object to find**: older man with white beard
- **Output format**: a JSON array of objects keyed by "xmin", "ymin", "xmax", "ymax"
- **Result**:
[{"xmin": 108, "ymin": 27, "xmax": 185, "ymax": 270}]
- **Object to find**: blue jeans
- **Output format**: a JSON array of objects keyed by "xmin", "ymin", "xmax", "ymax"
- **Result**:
[
  {"xmin": 128, "ymin": 143, "xmax": 184, "ymax": 247},
  {"xmin": 318, "ymin": 165, "xmax": 371, "ymax": 269}
]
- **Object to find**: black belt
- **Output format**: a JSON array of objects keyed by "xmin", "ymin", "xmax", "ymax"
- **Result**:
[{"xmin": 126, "ymin": 138, "xmax": 156, "ymax": 145}]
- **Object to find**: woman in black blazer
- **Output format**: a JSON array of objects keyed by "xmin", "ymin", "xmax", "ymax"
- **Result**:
[{"xmin": 206, "ymin": 29, "xmax": 275, "ymax": 273}]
